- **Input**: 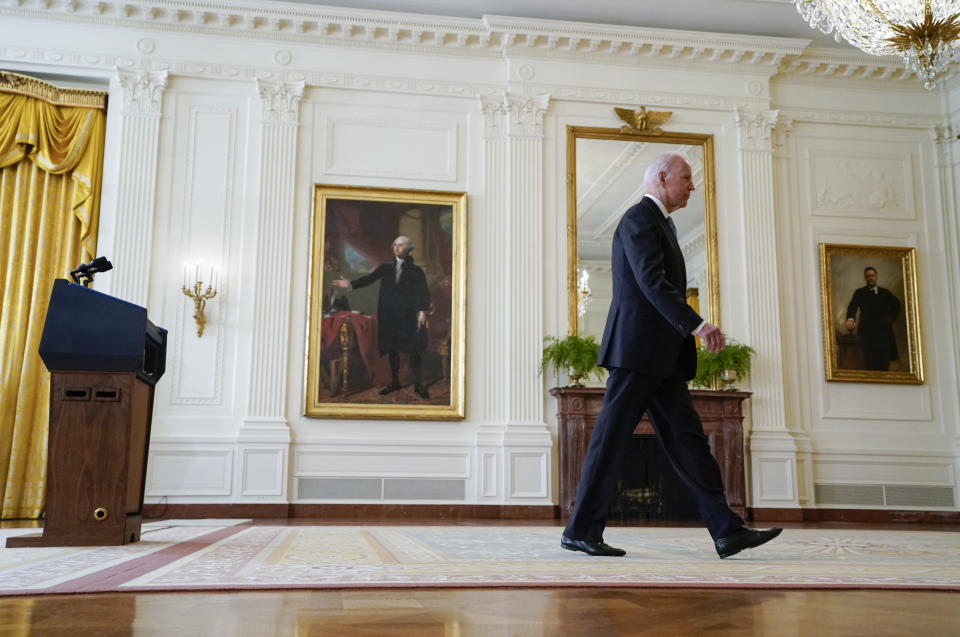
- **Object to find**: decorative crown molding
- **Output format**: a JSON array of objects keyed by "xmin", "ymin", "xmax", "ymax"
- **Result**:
[
  {"xmin": 775, "ymin": 46, "xmax": 916, "ymax": 83},
  {"xmin": 2, "ymin": 2, "xmax": 941, "ymax": 92},
  {"xmin": 1, "ymin": 0, "xmax": 808, "ymax": 70},
  {"xmin": 484, "ymin": 14, "xmax": 807, "ymax": 68}
]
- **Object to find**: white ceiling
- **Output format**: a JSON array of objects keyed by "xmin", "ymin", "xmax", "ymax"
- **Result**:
[{"xmin": 268, "ymin": 0, "xmax": 847, "ymax": 49}]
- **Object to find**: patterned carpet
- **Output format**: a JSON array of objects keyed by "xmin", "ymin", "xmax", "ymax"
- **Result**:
[{"xmin": 0, "ymin": 524, "xmax": 958, "ymax": 595}]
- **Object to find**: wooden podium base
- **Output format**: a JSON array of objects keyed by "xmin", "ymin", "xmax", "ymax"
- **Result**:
[
  {"xmin": 6, "ymin": 515, "xmax": 142, "ymax": 548},
  {"xmin": 6, "ymin": 371, "xmax": 153, "ymax": 549}
]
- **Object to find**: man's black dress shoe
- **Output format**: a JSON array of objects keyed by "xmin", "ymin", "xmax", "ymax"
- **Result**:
[
  {"xmin": 414, "ymin": 384, "xmax": 430, "ymax": 399},
  {"xmin": 561, "ymin": 535, "xmax": 626, "ymax": 557},
  {"xmin": 379, "ymin": 382, "xmax": 402, "ymax": 395},
  {"xmin": 714, "ymin": 526, "xmax": 782, "ymax": 559}
]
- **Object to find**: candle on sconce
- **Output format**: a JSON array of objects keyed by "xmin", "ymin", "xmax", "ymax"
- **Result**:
[{"xmin": 180, "ymin": 258, "xmax": 218, "ymax": 338}]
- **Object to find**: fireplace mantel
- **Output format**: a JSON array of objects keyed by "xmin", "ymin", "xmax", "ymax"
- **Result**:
[{"xmin": 551, "ymin": 386, "xmax": 749, "ymax": 519}]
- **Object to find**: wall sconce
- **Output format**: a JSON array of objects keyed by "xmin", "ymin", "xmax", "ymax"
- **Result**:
[
  {"xmin": 182, "ymin": 261, "xmax": 218, "ymax": 337},
  {"xmin": 576, "ymin": 267, "xmax": 592, "ymax": 318}
]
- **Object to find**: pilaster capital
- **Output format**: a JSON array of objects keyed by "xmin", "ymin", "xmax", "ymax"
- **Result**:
[
  {"xmin": 734, "ymin": 107, "xmax": 779, "ymax": 151},
  {"xmin": 116, "ymin": 68, "xmax": 168, "ymax": 115},
  {"xmin": 478, "ymin": 93, "xmax": 507, "ymax": 139},
  {"xmin": 256, "ymin": 79, "xmax": 305, "ymax": 125},
  {"xmin": 931, "ymin": 124, "xmax": 954, "ymax": 165},
  {"xmin": 503, "ymin": 93, "xmax": 550, "ymax": 138}
]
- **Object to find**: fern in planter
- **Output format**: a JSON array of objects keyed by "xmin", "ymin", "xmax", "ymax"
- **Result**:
[
  {"xmin": 540, "ymin": 334, "xmax": 604, "ymax": 387},
  {"xmin": 692, "ymin": 338, "xmax": 755, "ymax": 390}
]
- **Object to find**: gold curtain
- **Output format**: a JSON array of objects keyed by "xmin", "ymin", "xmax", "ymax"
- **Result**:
[{"xmin": 0, "ymin": 72, "xmax": 106, "ymax": 519}]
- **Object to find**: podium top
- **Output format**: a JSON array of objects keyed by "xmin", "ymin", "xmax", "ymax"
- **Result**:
[{"xmin": 38, "ymin": 279, "xmax": 167, "ymax": 384}]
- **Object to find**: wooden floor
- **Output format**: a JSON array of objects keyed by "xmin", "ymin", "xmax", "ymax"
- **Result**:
[
  {"xmin": 2, "ymin": 587, "xmax": 958, "ymax": 636},
  {"xmin": 2, "ymin": 519, "xmax": 958, "ymax": 636}
]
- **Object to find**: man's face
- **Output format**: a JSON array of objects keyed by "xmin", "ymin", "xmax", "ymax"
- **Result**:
[
  {"xmin": 660, "ymin": 158, "xmax": 695, "ymax": 213},
  {"xmin": 864, "ymin": 269, "xmax": 878, "ymax": 287},
  {"xmin": 392, "ymin": 238, "xmax": 409, "ymax": 258}
]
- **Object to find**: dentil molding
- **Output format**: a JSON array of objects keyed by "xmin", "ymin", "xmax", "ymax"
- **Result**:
[
  {"xmin": 0, "ymin": 0, "xmax": 924, "ymax": 85},
  {"xmin": 1, "ymin": 0, "xmax": 806, "ymax": 69},
  {"xmin": 778, "ymin": 47, "xmax": 915, "ymax": 83}
]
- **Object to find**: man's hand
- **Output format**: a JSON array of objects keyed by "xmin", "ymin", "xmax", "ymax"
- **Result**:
[
  {"xmin": 332, "ymin": 275, "xmax": 350, "ymax": 289},
  {"xmin": 845, "ymin": 318, "xmax": 856, "ymax": 332},
  {"xmin": 417, "ymin": 311, "xmax": 427, "ymax": 328},
  {"xmin": 699, "ymin": 322, "xmax": 725, "ymax": 354}
]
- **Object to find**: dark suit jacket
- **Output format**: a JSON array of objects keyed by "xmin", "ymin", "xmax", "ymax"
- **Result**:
[
  {"xmin": 597, "ymin": 196, "xmax": 703, "ymax": 379},
  {"xmin": 351, "ymin": 256, "xmax": 430, "ymax": 355},
  {"xmin": 846, "ymin": 285, "xmax": 899, "ymax": 361}
]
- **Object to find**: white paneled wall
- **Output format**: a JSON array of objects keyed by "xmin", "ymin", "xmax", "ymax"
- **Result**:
[{"xmin": 0, "ymin": 2, "xmax": 957, "ymax": 512}]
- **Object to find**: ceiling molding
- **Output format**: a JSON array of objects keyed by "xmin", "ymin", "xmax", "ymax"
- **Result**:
[
  {"xmin": 0, "ymin": 0, "xmax": 936, "ymax": 90},
  {"xmin": 776, "ymin": 47, "xmax": 915, "ymax": 83},
  {"xmin": 1, "ymin": 0, "xmax": 809, "ymax": 68}
]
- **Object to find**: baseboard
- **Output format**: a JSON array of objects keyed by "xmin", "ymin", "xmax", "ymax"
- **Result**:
[
  {"xmin": 141, "ymin": 503, "xmax": 957, "ymax": 523},
  {"xmin": 143, "ymin": 503, "xmax": 558, "ymax": 520},
  {"xmin": 749, "ymin": 507, "xmax": 960, "ymax": 524}
]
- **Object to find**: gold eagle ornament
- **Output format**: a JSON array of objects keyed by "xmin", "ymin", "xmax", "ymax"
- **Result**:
[{"xmin": 614, "ymin": 106, "xmax": 673, "ymax": 135}]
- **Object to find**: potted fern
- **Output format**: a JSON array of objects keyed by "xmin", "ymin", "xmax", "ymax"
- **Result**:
[
  {"xmin": 692, "ymin": 338, "xmax": 755, "ymax": 390},
  {"xmin": 540, "ymin": 334, "xmax": 604, "ymax": 387}
]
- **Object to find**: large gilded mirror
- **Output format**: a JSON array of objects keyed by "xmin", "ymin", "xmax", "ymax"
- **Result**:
[{"xmin": 567, "ymin": 123, "xmax": 720, "ymax": 344}]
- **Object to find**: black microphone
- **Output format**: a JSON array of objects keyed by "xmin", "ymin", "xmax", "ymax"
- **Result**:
[
  {"xmin": 69, "ymin": 256, "xmax": 113, "ymax": 286},
  {"xmin": 85, "ymin": 256, "xmax": 113, "ymax": 275}
]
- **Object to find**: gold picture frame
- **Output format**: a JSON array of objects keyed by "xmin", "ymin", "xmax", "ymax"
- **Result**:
[
  {"xmin": 306, "ymin": 185, "xmax": 466, "ymax": 419},
  {"xmin": 566, "ymin": 124, "xmax": 721, "ymax": 338},
  {"xmin": 819, "ymin": 243, "xmax": 923, "ymax": 384}
]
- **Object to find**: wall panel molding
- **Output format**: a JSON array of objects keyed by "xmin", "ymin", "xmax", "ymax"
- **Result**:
[
  {"xmin": 169, "ymin": 103, "xmax": 238, "ymax": 406},
  {"xmin": 324, "ymin": 118, "xmax": 458, "ymax": 181},
  {"xmin": 146, "ymin": 447, "xmax": 234, "ymax": 496}
]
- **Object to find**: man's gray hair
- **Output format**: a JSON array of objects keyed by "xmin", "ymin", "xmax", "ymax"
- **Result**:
[
  {"xmin": 395, "ymin": 235, "xmax": 415, "ymax": 251},
  {"xmin": 643, "ymin": 152, "xmax": 687, "ymax": 189}
]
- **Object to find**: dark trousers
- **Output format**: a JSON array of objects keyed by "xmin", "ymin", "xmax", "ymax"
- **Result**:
[
  {"xmin": 388, "ymin": 351, "xmax": 421, "ymax": 385},
  {"xmin": 861, "ymin": 337, "xmax": 891, "ymax": 371},
  {"xmin": 563, "ymin": 366, "xmax": 743, "ymax": 542}
]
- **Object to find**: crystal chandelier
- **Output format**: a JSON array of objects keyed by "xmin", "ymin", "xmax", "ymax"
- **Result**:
[{"xmin": 793, "ymin": 1, "xmax": 960, "ymax": 89}]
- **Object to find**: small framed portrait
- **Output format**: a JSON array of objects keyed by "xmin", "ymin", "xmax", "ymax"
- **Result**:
[
  {"xmin": 306, "ymin": 185, "xmax": 466, "ymax": 419},
  {"xmin": 818, "ymin": 243, "xmax": 923, "ymax": 384}
]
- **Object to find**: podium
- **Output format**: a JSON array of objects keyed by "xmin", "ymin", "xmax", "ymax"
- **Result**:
[{"xmin": 7, "ymin": 279, "xmax": 167, "ymax": 547}]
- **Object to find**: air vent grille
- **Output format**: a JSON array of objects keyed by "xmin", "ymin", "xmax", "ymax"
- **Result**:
[
  {"xmin": 297, "ymin": 477, "xmax": 466, "ymax": 501},
  {"xmin": 815, "ymin": 483, "xmax": 956, "ymax": 508}
]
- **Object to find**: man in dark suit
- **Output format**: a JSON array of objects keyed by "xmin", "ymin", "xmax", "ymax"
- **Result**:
[
  {"xmin": 845, "ymin": 266, "xmax": 899, "ymax": 371},
  {"xmin": 333, "ymin": 235, "xmax": 431, "ymax": 399},
  {"xmin": 561, "ymin": 153, "xmax": 781, "ymax": 559}
]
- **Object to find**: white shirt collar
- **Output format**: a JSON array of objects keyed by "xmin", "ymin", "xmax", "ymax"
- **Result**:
[{"xmin": 645, "ymin": 194, "xmax": 669, "ymax": 219}]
